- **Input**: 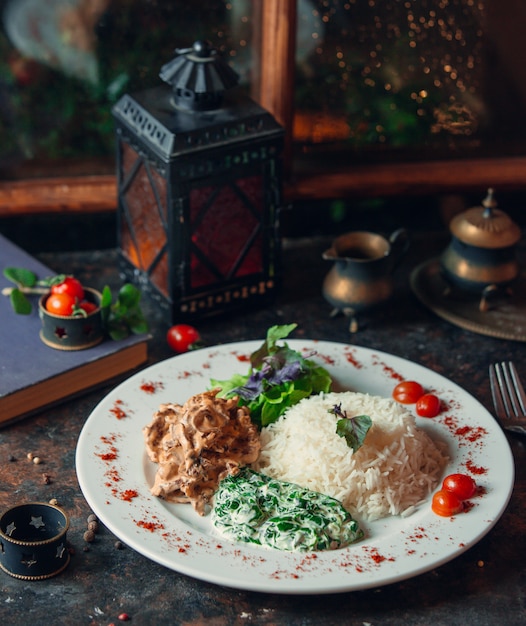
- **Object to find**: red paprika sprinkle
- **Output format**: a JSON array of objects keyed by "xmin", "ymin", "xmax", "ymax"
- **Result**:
[
  {"xmin": 135, "ymin": 519, "xmax": 164, "ymax": 532},
  {"xmin": 97, "ymin": 439, "xmax": 118, "ymax": 461},
  {"xmin": 372, "ymin": 357, "xmax": 403, "ymax": 381},
  {"xmin": 465, "ymin": 458, "xmax": 487, "ymax": 475},
  {"xmin": 100, "ymin": 434, "xmax": 117, "ymax": 444},
  {"xmin": 98, "ymin": 450, "xmax": 117, "ymax": 461},
  {"xmin": 454, "ymin": 425, "xmax": 487, "ymax": 442},
  {"xmin": 105, "ymin": 467, "xmax": 121, "ymax": 483},
  {"xmin": 369, "ymin": 549, "xmax": 386, "ymax": 564},
  {"xmin": 443, "ymin": 415, "xmax": 458, "ymax": 433},
  {"xmin": 317, "ymin": 353, "xmax": 335, "ymax": 366},
  {"xmin": 140, "ymin": 380, "xmax": 163, "ymax": 393},
  {"xmin": 110, "ymin": 403, "xmax": 127, "ymax": 419},
  {"xmin": 120, "ymin": 489, "xmax": 139, "ymax": 502},
  {"xmin": 343, "ymin": 349, "xmax": 363, "ymax": 368}
]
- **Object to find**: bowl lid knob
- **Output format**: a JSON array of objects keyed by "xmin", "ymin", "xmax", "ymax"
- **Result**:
[{"xmin": 449, "ymin": 188, "xmax": 522, "ymax": 249}]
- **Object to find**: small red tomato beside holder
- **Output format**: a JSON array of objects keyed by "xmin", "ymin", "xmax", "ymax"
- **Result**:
[{"xmin": 38, "ymin": 287, "xmax": 104, "ymax": 350}]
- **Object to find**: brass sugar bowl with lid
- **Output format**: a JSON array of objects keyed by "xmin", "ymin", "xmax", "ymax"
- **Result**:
[{"xmin": 440, "ymin": 188, "xmax": 522, "ymax": 311}]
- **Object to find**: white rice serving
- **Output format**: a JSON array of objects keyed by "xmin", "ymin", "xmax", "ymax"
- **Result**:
[{"xmin": 252, "ymin": 391, "xmax": 448, "ymax": 521}]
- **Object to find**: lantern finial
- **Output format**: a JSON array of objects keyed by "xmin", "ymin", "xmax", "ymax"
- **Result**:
[{"xmin": 159, "ymin": 40, "xmax": 239, "ymax": 111}]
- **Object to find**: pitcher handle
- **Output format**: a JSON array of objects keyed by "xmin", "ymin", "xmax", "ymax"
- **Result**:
[{"xmin": 388, "ymin": 228, "xmax": 410, "ymax": 270}]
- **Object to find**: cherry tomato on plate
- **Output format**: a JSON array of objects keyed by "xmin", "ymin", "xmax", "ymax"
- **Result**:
[
  {"xmin": 431, "ymin": 489, "xmax": 464, "ymax": 517},
  {"xmin": 416, "ymin": 393, "xmax": 441, "ymax": 417},
  {"xmin": 167, "ymin": 324, "xmax": 202, "ymax": 353},
  {"xmin": 51, "ymin": 276, "xmax": 85, "ymax": 301},
  {"xmin": 392, "ymin": 380, "xmax": 424, "ymax": 404},
  {"xmin": 442, "ymin": 473, "xmax": 477, "ymax": 501},
  {"xmin": 45, "ymin": 292, "xmax": 77, "ymax": 316}
]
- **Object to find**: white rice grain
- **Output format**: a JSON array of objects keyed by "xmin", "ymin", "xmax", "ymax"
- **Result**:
[{"xmin": 252, "ymin": 392, "xmax": 448, "ymax": 521}]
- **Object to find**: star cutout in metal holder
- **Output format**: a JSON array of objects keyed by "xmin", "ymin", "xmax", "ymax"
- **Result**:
[{"xmin": 30, "ymin": 516, "xmax": 45, "ymax": 529}]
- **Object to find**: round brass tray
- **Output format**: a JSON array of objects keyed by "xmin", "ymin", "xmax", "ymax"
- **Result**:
[{"xmin": 410, "ymin": 258, "xmax": 526, "ymax": 342}]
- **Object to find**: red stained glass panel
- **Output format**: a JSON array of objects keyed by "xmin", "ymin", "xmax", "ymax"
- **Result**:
[{"xmin": 189, "ymin": 175, "xmax": 264, "ymax": 289}]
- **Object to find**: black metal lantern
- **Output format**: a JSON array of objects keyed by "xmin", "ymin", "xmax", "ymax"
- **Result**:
[{"xmin": 112, "ymin": 41, "xmax": 284, "ymax": 322}]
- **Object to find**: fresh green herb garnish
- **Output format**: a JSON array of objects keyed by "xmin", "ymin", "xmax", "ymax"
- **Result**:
[
  {"xmin": 100, "ymin": 283, "xmax": 149, "ymax": 340},
  {"xmin": 211, "ymin": 323, "xmax": 332, "ymax": 428},
  {"xmin": 330, "ymin": 403, "xmax": 372, "ymax": 452},
  {"xmin": 3, "ymin": 267, "xmax": 49, "ymax": 314}
]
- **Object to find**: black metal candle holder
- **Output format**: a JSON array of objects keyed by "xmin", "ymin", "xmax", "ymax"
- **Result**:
[{"xmin": 0, "ymin": 502, "xmax": 70, "ymax": 580}]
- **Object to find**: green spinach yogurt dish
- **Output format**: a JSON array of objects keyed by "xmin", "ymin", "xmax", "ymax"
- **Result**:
[{"xmin": 212, "ymin": 468, "xmax": 364, "ymax": 552}]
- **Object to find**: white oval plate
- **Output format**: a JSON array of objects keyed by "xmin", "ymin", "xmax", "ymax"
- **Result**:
[{"xmin": 76, "ymin": 340, "xmax": 514, "ymax": 594}]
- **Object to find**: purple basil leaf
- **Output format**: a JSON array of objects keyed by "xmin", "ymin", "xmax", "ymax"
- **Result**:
[
  {"xmin": 267, "ymin": 359, "xmax": 304, "ymax": 385},
  {"xmin": 231, "ymin": 369, "xmax": 267, "ymax": 400}
]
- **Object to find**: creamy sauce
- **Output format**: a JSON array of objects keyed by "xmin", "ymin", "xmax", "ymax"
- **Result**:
[{"xmin": 212, "ymin": 468, "xmax": 364, "ymax": 552}]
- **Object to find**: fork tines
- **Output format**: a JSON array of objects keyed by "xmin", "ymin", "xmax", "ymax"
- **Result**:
[{"xmin": 490, "ymin": 361, "xmax": 526, "ymax": 424}]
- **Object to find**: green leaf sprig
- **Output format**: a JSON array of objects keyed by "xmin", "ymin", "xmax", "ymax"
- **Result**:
[
  {"xmin": 100, "ymin": 283, "xmax": 149, "ymax": 340},
  {"xmin": 330, "ymin": 403, "xmax": 372, "ymax": 452},
  {"xmin": 211, "ymin": 323, "xmax": 332, "ymax": 428},
  {"xmin": 2, "ymin": 267, "xmax": 148, "ymax": 340},
  {"xmin": 2, "ymin": 267, "xmax": 62, "ymax": 314}
]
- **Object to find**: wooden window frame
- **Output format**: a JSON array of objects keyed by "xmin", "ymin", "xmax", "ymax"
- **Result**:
[{"xmin": 2, "ymin": 0, "xmax": 526, "ymax": 217}]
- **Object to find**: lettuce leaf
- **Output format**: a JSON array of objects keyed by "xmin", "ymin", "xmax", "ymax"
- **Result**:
[{"xmin": 211, "ymin": 324, "xmax": 332, "ymax": 428}]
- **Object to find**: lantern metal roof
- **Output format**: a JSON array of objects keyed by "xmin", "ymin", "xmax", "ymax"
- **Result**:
[{"xmin": 159, "ymin": 40, "xmax": 240, "ymax": 111}]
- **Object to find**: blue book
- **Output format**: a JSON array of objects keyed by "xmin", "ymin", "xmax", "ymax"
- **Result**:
[{"xmin": 0, "ymin": 234, "xmax": 149, "ymax": 425}]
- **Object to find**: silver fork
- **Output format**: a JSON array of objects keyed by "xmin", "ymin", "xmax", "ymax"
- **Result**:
[{"xmin": 489, "ymin": 361, "xmax": 526, "ymax": 435}]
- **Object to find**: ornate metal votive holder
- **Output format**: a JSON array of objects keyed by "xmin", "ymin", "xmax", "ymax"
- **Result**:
[
  {"xmin": 0, "ymin": 502, "xmax": 70, "ymax": 580},
  {"xmin": 38, "ymin": 287, "xmax": 103, "ymax": 350}
]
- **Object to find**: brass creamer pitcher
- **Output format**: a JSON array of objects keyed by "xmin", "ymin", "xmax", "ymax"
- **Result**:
[{"xmin": 322, "ymin": 229, "xmax": 409, "ymax": 332}]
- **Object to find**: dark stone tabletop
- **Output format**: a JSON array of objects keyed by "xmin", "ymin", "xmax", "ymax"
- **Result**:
[{"xmin": 0, "ymin": 232, "xmax": 525, "ymax": 626}]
